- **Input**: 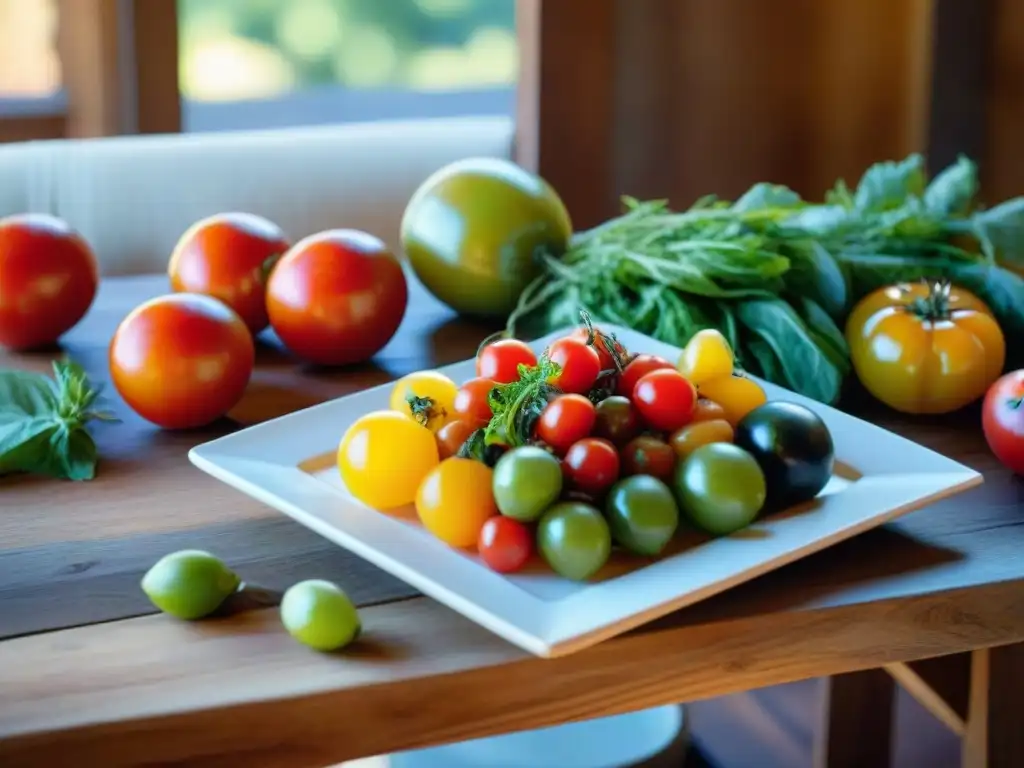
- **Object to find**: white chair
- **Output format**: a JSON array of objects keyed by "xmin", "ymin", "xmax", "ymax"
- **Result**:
[{"xmin": 0, "ymin": 116, "xmax": 689, "ymax": 768}]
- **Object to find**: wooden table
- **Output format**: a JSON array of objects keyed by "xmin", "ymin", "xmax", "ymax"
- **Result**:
[{"xmin": 1, "ymin": 274, "xmax": 1023, "ymax": 768}]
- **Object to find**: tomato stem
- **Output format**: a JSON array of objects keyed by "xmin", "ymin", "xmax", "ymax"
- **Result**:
[
  {"xmin": 903, "ymin": 278, "xmax": 954, "ymax": 321},
  {"xmin": 1008, "ymin": 396, "xmax": 1023, "ymax": 410}
]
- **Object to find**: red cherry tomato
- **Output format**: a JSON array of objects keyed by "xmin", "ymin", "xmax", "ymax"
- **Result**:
[
  {"xmin": 617, "ymin": 354, "xmax": 674, "ymax": 398},
  {"xmin": 982, "ymin": 370, "xmax": 1024, "ymax": 475},
  {"xmin": 478, "ymin": 516, "xmax": 533, "ymax": 573},
  {"xmin": 567, "ymin": 327, "xmax": 626, "ymax": 370},
  {"xmin": 266, "ymin": 229, "xmax": 407, "ymax": 366},
  {"xmin": 109, "ymin": 294, "xmax": 255, "ymax": 429},
  {"xmin": 535, "ymin": 394, "xmax": 597, "ymax": 454},
  {"xmin": 0, "ymin": 213, "xmax": 98, "ymax": 351},
  {"xmin": 476, "ymin": 338, "xmax": 537, "ymax": 383},
  {"xmin": 621, "ymin": 435, "xmax": 676, "ymax": 480},
  {"xmin": 436, "ymin": 418, "xmax": 479, "ymax": 460},
  {"xmin": 547, "ymin": 338, "xmax": 601, "ymax": 394},
  {"xmin": 454, "ymin": 377, "xmax": 496, "ymax": 427},
  {"xmin": 564, "ymin": 437, "xmax": 620, "ymax": 495},
  {"xmin": 168, "ymin": 212, "xmax": 290, "ymax": 335},
  {"xmin": 633, "ymin": 369, "xmax": 697, "ymax": 432}
]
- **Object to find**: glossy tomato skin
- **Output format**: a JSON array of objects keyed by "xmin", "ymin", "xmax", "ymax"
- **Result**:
[
  {"xmin": 982, "ymin": 370, "xmax": 1024, "ymax": 475},
  {"xmin": 563, "ymin": 437, "xmax": 620, "ymax": 496},
  {"xmin": 478, "ymin": 516, "xmax": 533, "ymax": 573},
  {"xmin": 617, "ymin": 354, "xmax": 674, "ymax": 398},
  {"xmin": 266, "ymin": 229, "xmax": 408, "ymax": 366},
  {"xmin": 0, "ymin": 213, "xmax": 98, "ymax": 350},
  {"xmin": 547, "ymin": 338, "xmax": 601, "ymax": 394},
  {"xmin": 568, "ymin": 327, "xmax": 626, "ymax": 371},
  {"xmin": 535, "ymin": 394, "xmax": 596, "ymax": 454},
  {"xmin": 633, "ymin": 369, "xmax": 697, "ymax": 432},
  {"xmin": 109, "ymin": 293, "xmax": 255, "ymax": 429},
  {"xmin": 453, "ymin": 377, "xmax": 496, "ymax": 427},
  {"xmin": 168, "ymin": 212, "xmax": 290, "ymax": 335},
  {"xmin": 846, "ymin": 282, "xmax": 1005, "ymax": 414},
  {"xmin": 477, "ymin": 338, "xmax": 537, "ymax": 383}
]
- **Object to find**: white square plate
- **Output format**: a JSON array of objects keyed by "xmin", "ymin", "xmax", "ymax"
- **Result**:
[{"xmin": 189, "ymin": 326, "xmax": 982, "ymax": 658}]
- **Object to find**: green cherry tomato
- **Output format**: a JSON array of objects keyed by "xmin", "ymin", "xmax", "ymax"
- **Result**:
[
  {"xmin": 280, "ymin": 579, "xmax": 362, "ymax": 652},
  {"xmin": 604, "ymin": 475, "xmax": 680, "ymax": 556},
  {"xmin": 492, "ymin": 445, "xmax": 564, "ymax": 522},
  {"xmin": 537, "ymin": 501, "xmax": 612, "ymax": 581},
  {"xmin": 673, "ymin": 443, "xmax": 767, "ymax": 536},
  {"xmin": 141, "ymin": 549, "xmax": 240, "ymax": 620},
  {"xmin": 400, "ymin": 157, "xmax": 572, "ymax": 318}
]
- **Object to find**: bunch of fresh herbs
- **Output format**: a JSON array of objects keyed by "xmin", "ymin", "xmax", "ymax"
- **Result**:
[{"xmin": 506, "ymin": 154, "xmax": 1024, "ymax": 405}]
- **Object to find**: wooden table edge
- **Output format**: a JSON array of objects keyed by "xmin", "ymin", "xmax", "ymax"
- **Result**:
[{"xmin": 3, "ymin": 577, "xmax": 1024, "ymax": 767}]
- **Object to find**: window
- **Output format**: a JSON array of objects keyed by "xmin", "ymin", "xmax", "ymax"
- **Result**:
[
  {"xmin": 177, "ymin": 0, "xmax": 518, "ymax": 132},
  {"xmin": 0, "ymin": 0, "xmax": 63, "ymax": 110}
]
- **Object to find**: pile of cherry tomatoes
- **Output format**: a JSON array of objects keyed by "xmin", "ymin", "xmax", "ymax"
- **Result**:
[{"xmin": 337, "ymin": 323, "xmax": 839, "ymax": 581}]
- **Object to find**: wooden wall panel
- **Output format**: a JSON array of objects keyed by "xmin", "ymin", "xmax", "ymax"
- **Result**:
[
  {"xmin": 0, "ymin": 114, "xmax": 66, "ymax": 144},
  {"xmin": 984, "ymin": 0, "xmax": 1024, "ymax": 203}
]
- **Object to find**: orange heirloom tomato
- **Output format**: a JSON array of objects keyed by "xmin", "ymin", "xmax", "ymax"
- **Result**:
[
  {"xmin": 168, "ymin": 212, "xmax": 290, "ymax": 335},
  {"xmin": 697, "ymin": 374, "xmax": 766, "ymax": 426},
  {"xmin": 267, "ymin": 229, "xmax": 408, "ymax": 366},
  {"xmin": 0, "ymin": 213, "xmax": 98, "ymax": 351},
  {"xmin": 415, "ymin": 458, "xmax": 498, "ymax": 549},
  {"xmin": 846, "ymin": 281, "xmax": 1006, "ymax": 414},
  {"xmin": 109, "ymin": 293, "xmax": 255, "ymax": 429}
]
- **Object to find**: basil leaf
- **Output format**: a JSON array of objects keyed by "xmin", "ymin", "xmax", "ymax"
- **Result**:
[
  {"xmin": 853, "ymin": 154, "xmax": 926, "ymax": 212},
  {"xmin": 62, "ymin": 428, "xmax": 99, "ymax": 481},
  {"xmin": 0, "ymin": 416, "xmax": 56, "ymax": 475},
  {"xmin": 0, "ymin": 371, "xmax": 58, "ymax": 417},
  {"xmin": 732, "ymin": 182, "xmax": 802, "ymax": 213},
  {"xmin": 797, "ymin": 297, "xmax": 850, "ymax": 375},
  {"xmin": 745, "ymin": 338, "xmax": 783, "ymax": 383},
  {"xmin": 781, "ymin": 205, "xmax": 854, "ymax": 238},
  {"xmin": 924, "ymin": 155, "xmax": 978, "ymax": 217},
  {"xmin": 970, "ymin": 197, "xmax": 1024, "ymax": 266},
  {"xmin": 783, "ymin": 241, "xmax": 848, "ymax": 318},
  {"xmin": 735, "ymin": 299, "xmax": 843, "ymax": 404}
]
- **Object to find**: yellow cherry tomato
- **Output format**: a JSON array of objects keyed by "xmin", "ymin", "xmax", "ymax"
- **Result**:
[
  {"xmin": 415, "ymin": 458, "xmax": 498, "ymax": 549},
  {"xmin": 338, "ymin": 410, "xmax": 439, "ymax": 509},
  {"xmin": 669, "ymin": 419, "xmax": 735, "ymax": 460},
  {"xmin": 678, "ymin": 329, "xmax": 734, "ymax": 386},
  {"xmin": 698, "ymin": 374, "xmax": 767, "ymax": 426},
  {"xmin": 846, "ymin": 281, "xmax": 1005, "ymax": 414},
  {"xmin": 389, "ymin": 370, "xmax": 459, "ymax": 432}
]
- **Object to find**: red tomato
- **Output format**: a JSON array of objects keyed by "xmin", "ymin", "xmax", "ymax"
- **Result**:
[
  {"xmin": 478, "ymin": 516, "xmax": 533, "ymax": 573},
  {"xmin": 0, "ymin": 213, "xmax": 98, "ymax": 351},
  {"xmin": 621, "ymin": 435, "xmax": 676, "ymax": 480},
  {"xmin": 617, "ymin": 354, "xmax": 674, "ymax": 398},
  {"xmin": 547, "ymin": 338, "xmax": 601, "ymax": 394},
  {"xmin": 476, "ymin": 338, "xmax": 537, "ymax": 383},
  {"xmin": 109, "ymin": 294, "xmax": 255, "ymax": 429},
  {"xmin": 168, "ymin": 212, "xmax": 290, "ymax": 335},
  {"xmin": 454, "ymin": 377, "xmax": 496, "ymax": 427},
  {"xmin": 535, "ymin": 394, "xmax": 596, "ymax": 454},
  {"xmin": 564, "ymin": 437, "xmax": 620, "ymax": 495},
  {"xmin": 982, "ymin": 370, "xmax": 1024, "ymax": 475},
  {"xmin": 266, "ymin": 229, "xmax": 407, "ymax": 366},
  {"xmin": 633, "ymin": 369, "xmax": 697, "ymax": 432},
  {"xmin": 436, "ymin": 418, "xmax": 478, "ymax": 459},
  {"xmin": 568, "ymin": 327, "xmax": 626, "ymax": 370}
]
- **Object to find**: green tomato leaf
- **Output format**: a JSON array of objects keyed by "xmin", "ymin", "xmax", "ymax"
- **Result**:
[
  {"xmin": 924, "ymin": 155, "xmax": 978, "ymax": 217},
  {"xmin": 732, "ymin": 182, "xmax": 802, "ymax": 213},
  {"xmin": 735, "ymin": 299, "xmax": 844, "ymax": 404},
  {"xmin": 970, "ymin": 197, "xmax": 1024, "ymax": 266},
  {"xmin": 852, "ymin": 154, "xmax": 926, "ymax": 212}
]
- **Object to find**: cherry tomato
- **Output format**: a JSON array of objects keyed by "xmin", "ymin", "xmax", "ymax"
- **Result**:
[
  {"xmin": 109, "ymin": 293, "xmax": 254, "ymax": 429},
  {"xmin": 846, "ymin": 280, "xmax": 1005, "ymax": 414},
  {"xmin": 982, "ymin": 370, "xmax": 1024, "ymax": 475},
  {"xmin": 436, "ymin": 418, "xmax": 478, "ymax": 460},
  {"xmin": 547, "ymin": 338, "xmax": 601, "ymax": 394},
  {"xmin": 698, "ymin": 374, "xmax": 767, "ymax": 426},
  {"xmin": 338, "ymin": 410, "xmax": 439, "ymax": 509},
  {"xmin": 677, "ymin": 328, "xmax": 734, "ymax": 386},
  {"xmin": 568, "ymin": 327, "xmax": 626, "ymax": 370},
  {"xmin": 616, "ymin": 354, "xmax": 674, "ymax": 398},
  {"xmin": 389, "ymin": 371, "xmax": 458, "ymax": 432},
  {"xmin": 453, "ymin": 377, "xmax": 496, "ymax": 427},
  {"xmin": 535, "ymin": 394, "xmax": 596, "ymax": 454},
  {"xmin": 563, "ymin": 437, "xmax": 620, "ymax": 495},
  {"xmin": 593, "ymin": 395, "xmax": 641, "ymax": 445},
  {"xmin": 168, "ymin": 212, "xmax": 290, "ymax": 335},
  {"xmin": 669, "ymin": 419, "xmax": 735, "ymax": 460},
  {"xmin": 633, "ymin": 369, "xmax": 697, "ymax": 432},
  {"xmin": 477, "ymin": 338, "xmax": 537, "ymax": 383},
  {"xmin": 621, "ymin": 435, "xmax": 676, "ymax": 480},
  {"xmin": 0, "ymin": 213, "xmax": 98, "ymax": 351},
  {"xmin": 416, "ymin": 458, "xmax": 498, "ymax": 548},
  {"xmin": 478, "ymin": 516, "xmax": 533, "ymax": 573},
  {"xmin": 266, "ymin": 229, "xmax": 408, "ymax": 366},
  {"xmin": 692, "ymin": 397, "xmax": 728, "ymax": 423}
]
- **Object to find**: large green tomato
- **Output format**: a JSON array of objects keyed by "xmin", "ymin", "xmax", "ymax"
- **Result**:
[
  {"xmin": 673, "ymin": 443, "xmax": 767, "ymax": 536},
  {"xmin": 400, "ymin": 157, "xmax": 572, "ymax": 318}
]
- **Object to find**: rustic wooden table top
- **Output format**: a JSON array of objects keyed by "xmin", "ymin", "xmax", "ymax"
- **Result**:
[{"xmin": 1, "ymin": 274, "xmax": 1023, "ymax": 768}]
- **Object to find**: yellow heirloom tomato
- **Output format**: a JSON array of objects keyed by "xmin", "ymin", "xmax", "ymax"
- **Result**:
[
  {"xmin": 388, "ymin": 370, "xmax": 459, "ymax": 432},
  {"xmin": 338, "ymin": 410, "xmax": 439, "ymax": 509},
  {"xmin": 697, "ymin": 374, "xmax": 767, "ymax": 426},
  {"xmin": 677, "ymin": 328, "xmax": 734, "ymax": 386},
  {"xmin": 845, "ymin": 280, "xmax": 1005, "ymax": 415}
]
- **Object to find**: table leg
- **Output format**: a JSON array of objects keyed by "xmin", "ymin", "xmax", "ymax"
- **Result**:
[
  {"xmin": 814, "ymin": 668, "xmax": 895, "ymax": 768},
  {"xmin": 962, "ymin": 642, "xmax": 1024, "ymax": 768}
]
